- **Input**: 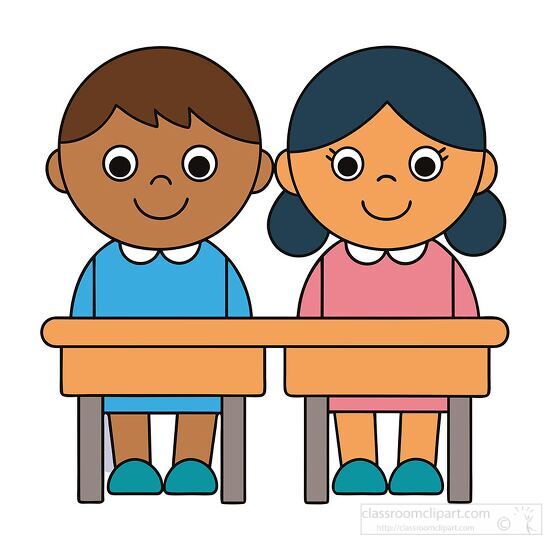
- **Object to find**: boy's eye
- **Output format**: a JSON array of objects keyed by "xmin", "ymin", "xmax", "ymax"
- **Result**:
[
  {"xmin": 103, "ymin": 146, "xmax": 138, "ymax": 181},
  {"xmin": 182, "ymin": 146, "xmax": 217, "ymax": 181},
  {"xmin": 409, "ymin": 147, "xmax": 444, "ymax": 181},
  {"xmin": 331, "ymin": 147, "xmax": 364, "ymax": 181}
]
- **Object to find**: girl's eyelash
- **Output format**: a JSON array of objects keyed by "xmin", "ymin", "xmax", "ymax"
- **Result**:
[
  {"xmin": 326, "ymin": 146, "xmax": 449, "ymax": 161},
  {"xmin": 325, "ymin": 148, "xmax": 336, "ymax": 161}
]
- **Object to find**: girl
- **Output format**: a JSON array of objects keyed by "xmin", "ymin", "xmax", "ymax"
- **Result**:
[{"xmin": 268, "ymin": 47, "xmax": 505, "ymax": 495}]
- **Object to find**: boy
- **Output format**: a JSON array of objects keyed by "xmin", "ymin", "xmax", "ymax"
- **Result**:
[{"xmin": 46, "ymin": 47, "xmax": 272, "ymax": 495}]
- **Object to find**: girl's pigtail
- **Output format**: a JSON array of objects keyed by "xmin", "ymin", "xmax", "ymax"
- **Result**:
[
  {"xmin": 444, "ymin": 191, "xmax": 505, "ymax": 256},
  {"xmin": 267, "ymin": 191, "xmax": 329, "ymax": 257}
]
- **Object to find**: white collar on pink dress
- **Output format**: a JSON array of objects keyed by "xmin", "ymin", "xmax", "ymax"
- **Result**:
[{"xmin": 346, "ymin": 242, "xmax": 427, "ymax": 265}]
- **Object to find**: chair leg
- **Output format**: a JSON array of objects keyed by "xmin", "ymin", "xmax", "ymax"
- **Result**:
[
  {"xmin": 77, "ymin": 397, "xmax": 104, "ymax": 503},
  {"xmin": 104, "ymin": 414, "xmax": 114, "ymax": 473},
  {"xmin": 221, "ymin": 396, "xmax": 245, "ymax": 504},
  {"xmin": 447, "ymin": 397, "xmax": 472, "ymax": 503},
  {"xmin": 305, "ymin": 397, "xmax": 329, "ymax": 504}
]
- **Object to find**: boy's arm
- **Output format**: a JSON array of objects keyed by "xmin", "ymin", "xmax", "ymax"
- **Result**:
[
  {"xmin": 298, "ymin": 260, "xmax": 322, "ymax": 317},
  {"xmin": 453, "ymin": 260, "xmax": 479, "ymax": 317},
  {"xmin": 70, "ymin": 259, "xmax": 95, "ymax": 317},
  {"xmin": 226, "ymin": 260, "xmax": 251, "ymax": 317}
]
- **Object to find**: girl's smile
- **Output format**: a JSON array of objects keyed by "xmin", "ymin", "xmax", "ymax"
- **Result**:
[{"xmin": 361, "ymin": 198, "xmax": 412, "ymax": 221}]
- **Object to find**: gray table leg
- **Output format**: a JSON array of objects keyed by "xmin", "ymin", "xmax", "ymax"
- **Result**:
[
  {"xmin": 221, "ymin": 396, "xmax": 245, "ymax": 504},
  {"xmin": 77, "ymin": 397, "xmax": 104, "ymax": 503},
  {"xmin": 305, "ymin": 397, "xmax": 329, "ymax": 504},
  {"xmin": 447, "ymin": 397, "xmax": 472, "ymax": 503}
]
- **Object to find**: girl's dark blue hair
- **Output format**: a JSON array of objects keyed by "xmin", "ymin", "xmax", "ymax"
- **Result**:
[{"xmin": 268, "ymin": 46, "xmax": 505, "ymax": 257}]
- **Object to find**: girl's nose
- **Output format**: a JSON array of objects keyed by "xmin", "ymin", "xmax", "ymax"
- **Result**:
[{"xmin": 376, "ymin": 174, "xmax": 397, "ymax": 182}]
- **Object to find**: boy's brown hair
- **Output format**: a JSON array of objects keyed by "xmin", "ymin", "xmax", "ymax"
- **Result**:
[{"xmin": 59, "ymin": 47, "xmax": 260, "ymax": 144}]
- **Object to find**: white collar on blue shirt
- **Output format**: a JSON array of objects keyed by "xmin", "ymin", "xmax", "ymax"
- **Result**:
[
  {"xmin": 120, "ymin": 243, "xmax": 200, "ymax": 264},
  {"xmin": 346, "ymin": 242, "xmax": 427, "ymax": 265}
]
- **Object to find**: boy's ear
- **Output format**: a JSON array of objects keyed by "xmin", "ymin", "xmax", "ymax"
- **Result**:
[
  {"xmin": 46, "ymin": 150, "xmax": 67, "ymax": 193},
  {"xmin": 252, "ymin": 150, "xmax": 273, "ymax": 193},
  {"xmin": 275, "ymin": 150, "xmax": 297, "ymax": 194},
  {"xmin": 477, "ymin": 150, "xmax": 497, "ymax": 194}
]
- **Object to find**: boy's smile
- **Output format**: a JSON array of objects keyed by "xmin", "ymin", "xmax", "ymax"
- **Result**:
[
  {"xmin": 133, "ymin": 196, "xmax": 190, "ymax": 221},
  {"xmin": 54, "ymin": 109, "xmax": 266, "ymax": 249}
]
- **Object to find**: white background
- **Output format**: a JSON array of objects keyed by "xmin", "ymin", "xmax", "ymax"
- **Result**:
[{"xmin": 2, "ymin": 0, "xmax": 549, "ymax": 547}]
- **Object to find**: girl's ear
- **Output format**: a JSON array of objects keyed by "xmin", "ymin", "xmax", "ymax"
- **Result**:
[
  {"xmin": 275, "ymin": 150, "xmax": 297, "ymax": 194},
  {"xmin": 252, "ymin": 150, "xmax": 274, "ymax": 193},
  {"xmin": 477, "ymin": 150, "xmax": 497, "ymax": 193},
  {"xmin": 46, "ymin": 150, "xmax": 67, "ymax": 193}
]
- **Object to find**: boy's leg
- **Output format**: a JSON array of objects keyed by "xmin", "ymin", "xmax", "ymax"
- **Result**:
[
  {"xmin": 334, "ymin": 412, "xmax": 377, "ymax": 464},
  {"xmin": 165, "ymin": 413, "xmax": 219, "ymax": 494},
  {"xmin": 109, "ymin": 413, "xmax": 151, "ymax": 465},
  {"xmin": 398, "ymin": 412, "xmax": 440, "ymax": 464},
  {"xmin": 107, "ymin": 414, "xmax": 161, "ymax": 494},
  {"xmin": 173, "ymin": 413, "xmax": 217, "ymax": 465}
]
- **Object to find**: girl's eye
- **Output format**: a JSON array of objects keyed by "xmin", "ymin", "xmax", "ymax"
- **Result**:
[
  {"xmin": 103, "ymin": 146, "xmax": 138, "ymax": 181},
  {"xmin": 182, "ymin": 146, "xmax": 217, "ymax": 181},
  {"xmin": 331, "ymin": 147, "xmax": 364, "ymax": 181},
  {"xmin": 409, "ymin": 147, "xmax": 444, "ymax": 181}
]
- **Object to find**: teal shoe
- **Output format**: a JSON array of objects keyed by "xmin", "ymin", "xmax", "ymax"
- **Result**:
[
  {"xmin": 389, "ymin": 459, "xmax": 443, "ymax": 495},
  {"xmin": 164, "ymin": 459, "xmax": 218, "ymax": 495},
  {"xmin": 107, "ymin": 459, "xmax": 162, "ymax": 495},
  {"xmin": 333, "ymin": 459, "xmax": 387, "ymax": 495}
]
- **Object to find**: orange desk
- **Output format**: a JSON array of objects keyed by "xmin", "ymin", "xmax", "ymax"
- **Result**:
[{"xmin": 41, "ymin": 317, "xmax": 508, "ymax": 504}]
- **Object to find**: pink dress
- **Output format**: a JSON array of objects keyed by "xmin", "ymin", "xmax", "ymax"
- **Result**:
[{"xmin": 298, "ymin": 240, "xmax": 478, "ymax": 411}]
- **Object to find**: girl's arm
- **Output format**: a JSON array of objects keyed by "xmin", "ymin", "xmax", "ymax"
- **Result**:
[
  {"xmin": 453, "ymin": 260, "xmax": 479, "ymax": 317},
  {"xmin": 298, "ymin": 260, "xmax": 322, "ymax": 317}
]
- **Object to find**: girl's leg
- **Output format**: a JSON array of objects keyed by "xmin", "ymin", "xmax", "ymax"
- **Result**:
[
  {"xmin": 334, "ymin": 412, "xmax": 377, "ymax": 464},
  {"xmin": 108, "ymin": 413, "xmax": 150, "ymax": 465},
  {"xmin": 333, "ymin": 413, "xmax": 386, "ymax": 494},
  {"xmin": 398, "ymin": 412, "xmax": 440, "ymax": 464},
  {"xmin": 390, "ymin": 413, "xmax": 443, "ymax": 494},
  {"xmin": 173, "ymin": 413, "xmax": 218, "ymax": 465}
]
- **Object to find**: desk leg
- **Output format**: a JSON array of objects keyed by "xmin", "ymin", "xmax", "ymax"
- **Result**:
[
  {"xmin": 448, "ymin": 397, "xmax": 472, "ymax": 503},
  {"xmin": 221, "ymin": 396, "xmax": 245, "ymax": 504},
  {"xmin": 77, "ymin": 397, "xmax": 104, "ymax": 503},
  {"xmin": 305, "ymin": 397, "xmax": 329, "ymax": 504}
]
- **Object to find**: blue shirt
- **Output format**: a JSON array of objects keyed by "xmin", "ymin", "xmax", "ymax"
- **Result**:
[{"xmin": 71, "ymin": 241, "xmax": 251, "ymax": 412}]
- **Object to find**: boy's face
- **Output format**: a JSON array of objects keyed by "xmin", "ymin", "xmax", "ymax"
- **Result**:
[{"xmin": 51, "ymin": 109, "xmax": 267, "ymax": 249}]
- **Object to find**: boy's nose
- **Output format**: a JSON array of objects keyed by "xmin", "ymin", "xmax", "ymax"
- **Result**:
[
  {"xmin": 376, "ymin": 174, "xmax": 397, "ymax": 182},
  {"xmin": 149, "ymin": 175, "xmax": 173, "ymax": 186}
]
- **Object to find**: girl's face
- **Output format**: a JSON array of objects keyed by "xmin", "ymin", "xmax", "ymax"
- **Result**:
[{"xmin": 284, "ymin": 105, "xmax": 494, "ymax": 250}]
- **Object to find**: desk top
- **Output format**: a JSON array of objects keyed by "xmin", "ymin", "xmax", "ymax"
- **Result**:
[{"xmin": 42, "ymin": 317, "xmax": 508, "ymax": 348}]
